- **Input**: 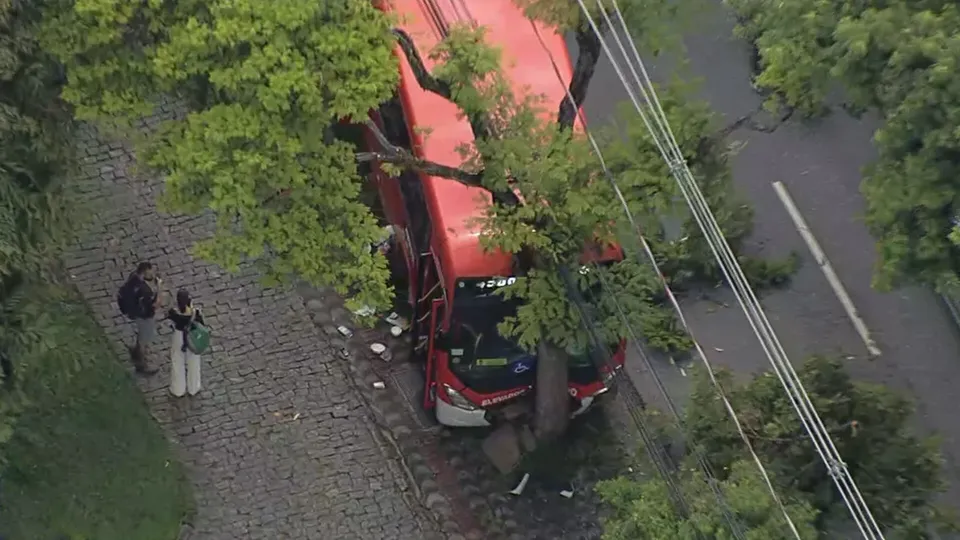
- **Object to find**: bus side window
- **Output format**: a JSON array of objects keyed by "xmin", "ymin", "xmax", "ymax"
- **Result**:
[
  {"xmin": 378, "ymin": 96, "xmax": 431, "ymax": 254},
  {"xmin": 399, "ymin": 170, "xmax": 430, "ymax": 251}
]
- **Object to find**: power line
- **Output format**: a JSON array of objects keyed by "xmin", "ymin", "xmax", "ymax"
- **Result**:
[
  {"xmin": 526, "ymin": 19, "xmax": 791, "ymax": 540},
  {"xmin": 577, "ymin": 0, "xmax": 885, "ymax": 537},
  {"xmin": 428, "ymin": 4, "xmax": 699, "ymax": 520}
]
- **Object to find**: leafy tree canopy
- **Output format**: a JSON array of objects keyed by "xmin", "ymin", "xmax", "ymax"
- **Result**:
[
  {"xmin": 685, "ymin": 355, "xmax": 954, "ymax": 537},
  {"xmin": 726, "ymin": 0, "xmax": 960, "ymax": 289},
  {"xmin": 598, "ymin": 458, "xmax": 819, "ymax": 539},
  {"xmin": 42, "ymin": 0, "xmax": 400, "ymax": 312}
]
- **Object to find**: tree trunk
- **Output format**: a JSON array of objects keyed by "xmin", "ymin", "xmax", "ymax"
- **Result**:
[
  {"xmin": 393, "ymin": 26, "xmax": 591, "ymax": 443},
  {"xmin": 534, "ymin": 339, "xmax": 570, "ymax": 443},
  {"xmin": 558, "ymin": 26, "xmax": 602, "ymax": 129},
  {"xmin": 531, "ymin": 25, "xmax": 605, "ymax": 442}
]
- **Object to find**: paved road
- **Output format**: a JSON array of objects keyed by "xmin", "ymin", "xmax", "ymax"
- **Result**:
[
  {"xmin": 577, "ymin": 5, "xmax": 960, "ymax": 508},
  {"xmin": 65, "ymin": 113, "xmax": 441, "ymax": 539}
]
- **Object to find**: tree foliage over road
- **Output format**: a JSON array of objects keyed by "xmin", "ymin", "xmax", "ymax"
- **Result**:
[
  {"xmin": 600, "ymin": 356, "xmax": 955, "ymax": 538},
  {"xmin": 726, "ymin": 0, "xmax": 960, "ymax": 290}
]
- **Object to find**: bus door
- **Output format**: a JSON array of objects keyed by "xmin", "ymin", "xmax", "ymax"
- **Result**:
[
  {"xmin": 423, "ymin": 297, "xmax": 444, "ymax": 409},
  {"xmin": 412, "ymin": 254, "xmax": 444, "ymax": 408}
]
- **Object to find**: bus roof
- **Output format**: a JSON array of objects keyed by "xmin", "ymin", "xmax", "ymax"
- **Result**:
[{"xmin": 387, "ymin": 0, "xmax": 618, "ymax": 281}]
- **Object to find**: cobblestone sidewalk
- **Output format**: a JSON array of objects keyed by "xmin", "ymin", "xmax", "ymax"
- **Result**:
[
  {"xmin": 64, "ymin": 121, "xmax": 442, "ymax": 540},
  {"xmin": 298, "ymin": 287, "xmax": 637, "ymax": 540}
]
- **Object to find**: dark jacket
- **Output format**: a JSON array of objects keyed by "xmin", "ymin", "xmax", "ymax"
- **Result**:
[
  {"xmin": 167, "ymin": 306, "xmax": 205, "ymax": 331},
  {"xmin": 131, "ymin": 276, "xmax": 159, "ymax": 319}
]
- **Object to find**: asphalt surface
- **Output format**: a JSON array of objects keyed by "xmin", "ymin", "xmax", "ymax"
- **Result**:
[{"xmin": 576, "ymin": 6, "xmax": 960, "ymax": 509}]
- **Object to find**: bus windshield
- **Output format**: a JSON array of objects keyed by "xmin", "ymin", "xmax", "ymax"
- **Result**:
[
  {"xmin": 447, "ymin": 282, "xmax": 527, "ymax": 368},
  {"xmin": 446, "ymin": 277, "xmax": 596, "ymax": 371}
]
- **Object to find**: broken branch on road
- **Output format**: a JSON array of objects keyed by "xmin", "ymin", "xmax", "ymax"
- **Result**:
[{"xmin": 717, "ymin": 104, "xmax": 795, "ymax": 139}]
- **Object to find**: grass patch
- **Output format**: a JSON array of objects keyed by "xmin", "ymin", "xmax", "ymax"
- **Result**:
[{"xmin": 1, "ymin": 287, "xmax": 193, "ymax": 540}]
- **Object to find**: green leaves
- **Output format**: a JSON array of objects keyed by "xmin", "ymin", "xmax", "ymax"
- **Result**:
[
  {"xmin": 598, "ymin": 459, "xmax": 819, "ymax": 539},
  {"xmin": 0, "ymin": 0, "xmax": 79, "ymax": 466},
  {"xmin": 727, "ymin": 0, "xmax": 960, "ymax": 288},
  {"xmin": 684, "ymin": 356, "xmax": 951, "ymax": 536},
  {"xmin": 47, "ymin": 0, "xmax": 400, "ymax": 311},
  {"xmin": 601, "ymin": 356, "xmax": 952, "ymax": 537}
]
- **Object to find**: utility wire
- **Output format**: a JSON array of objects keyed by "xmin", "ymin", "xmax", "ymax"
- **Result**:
[
  {"xmin": 558, "ymin": 265, "xmax": 700, "ymax": 528},
  {"xmin": 526, "ymin": 19, "xmax": 787, "ymax": 540},
  {"xmin": 576, "ymin": 0, "xmax": 885, "ymax": 537},
  {"xmin": 595, "ymin": 6, "xmax": 881, "ymax": 536},
  {"xmin": 403, "ymin": 0, "xmax": 697, "ymax": 520},
  {"xmin": 410, "ymin": 3, "xmax": 779, "ymax": 536},
  {"xmin": 429, "ymin": 2, "xmax": 698, "ymax": 519}
]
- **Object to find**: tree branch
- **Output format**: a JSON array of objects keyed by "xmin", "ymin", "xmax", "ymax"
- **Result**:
[
  {"xmin": 391, "ymin": 28, "xmax": 453, "ymax": 100},
  {"xmin": 359, "ymin": 120, "xmax": 483, "ymax": 187},
  {"xmin": 716, "ymin": 103, "xmax": 794, "ymax": 139},
  {"xmin": 391, "ymin": 27, "xmax": 496, "ymax": 144},
  {"xmin": 389, "ymin": 28, "xmax": 523, "ymax": 208},
  {"xmin": 357, "ymin": 151, "xmax": 484, "ymax": 187},
  {"xmin": 558, "ymin": 26, "xmax": 602, "ymax": 130}
]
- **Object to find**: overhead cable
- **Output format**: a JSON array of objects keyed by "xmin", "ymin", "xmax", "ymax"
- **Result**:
[
  {"xmin": 527, "ymin": 19, "xmax": 783, "ymax": 540},
  {"xmin": 573, "ymin": 0, "xmax": 885, "ymax": 537}
]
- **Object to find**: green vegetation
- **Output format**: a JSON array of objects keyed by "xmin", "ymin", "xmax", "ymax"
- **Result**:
[
  {"xmin": 0, "ymin": 0, "xmax": 192, "ymax": 536},
  {"xmin": 599, "ymin": 459, "xmax": 819, "ymax": 539},
  {"xmin": 1, "ymin": 288, "xmax": 193, "ymax": 540},
  {"xmin": 726, "ymin": 0, "xmax": 960, "ymax": 290},
  {"xmin": 599, "ymin": 356, "xmax": 954, "ymax": 538},
  {"xmin": 0, "ymin": 0, "xmax": 76, "ymax": 458},
  {"xmin": 41, "ymin": 0, "xmax": 794, "ymax": 441}
]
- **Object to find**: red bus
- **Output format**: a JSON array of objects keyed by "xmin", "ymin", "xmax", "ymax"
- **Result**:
[{"xmin": 369, "ymin": 0, "xmax": 625, "ymax": 427}]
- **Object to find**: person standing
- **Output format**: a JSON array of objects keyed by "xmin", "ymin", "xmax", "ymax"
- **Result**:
[
  {"xmin": 117, "ymin": 262, "xmax": 163, "ymax": 375},
  {"xmin": 167, "ymin": 289, "xmax": 205, "ymax": 397}
]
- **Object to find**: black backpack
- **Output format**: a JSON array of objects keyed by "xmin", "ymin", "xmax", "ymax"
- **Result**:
[{"xmin": 117, "ymin": 275, "xmax": 143, "ymax": 319}]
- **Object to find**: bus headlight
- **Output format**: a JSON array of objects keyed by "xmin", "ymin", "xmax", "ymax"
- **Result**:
[{"xmin": 443, "ymin": 384, "xmax": 479, "ymax": 411}]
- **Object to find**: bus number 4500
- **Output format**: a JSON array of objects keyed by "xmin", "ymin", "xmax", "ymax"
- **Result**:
[{"xmin": 476, "ymin": 277, "xmax": 517, "ymax": 289}]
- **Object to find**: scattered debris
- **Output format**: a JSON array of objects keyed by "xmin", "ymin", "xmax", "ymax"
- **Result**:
[
  {"xmin": 352, "ymin": 305, "xmax": 376, "ymax": 317},
  {"xmin": 714, "ymin": 347, "xmax": 724, "ymax": 352},
  {"xmin": 389, "ymin": 325, "xmax": 403, "ymax": 337},
  {"xmin": 559, "ymin": 488, "xmax": 574, "ymax": 499},
  {"xmin": 373, "ymin": 381, "xmax": 386, "ymax": 389},
  {"xmin": 336, "ymin": 325, "xmax": 353, "ymax": 338},
  {"xmin": 509, "ymin": 473, "xmax": 530, "ymax": 496},
  {"xmin": 292, "ymin": 412, "xmax": 301, "ymax": 421},
  {"xmin": 371, "ymin": 342, "xmax": 392, "ymax": 362},
  {"xmin": 385, "ymin": 312, "xmax": 409, "ymax": 329},
  {"xmin": 338, "ymin": 347, "xmax": 350, "ymax": 359}
]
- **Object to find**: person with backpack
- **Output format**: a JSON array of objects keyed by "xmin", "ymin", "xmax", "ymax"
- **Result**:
[
  {"xmin": 167, "ymin": 289, "xmax": 209, "ymax": 397},
  {"xmin": 117, "ymin": 262, "xmax": 163, "ymax": 375}
]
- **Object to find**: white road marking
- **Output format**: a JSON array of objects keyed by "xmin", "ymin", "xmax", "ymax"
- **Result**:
[{"xmin": 772, "ymin": 181, "xmax": 882, "ymax": 358}]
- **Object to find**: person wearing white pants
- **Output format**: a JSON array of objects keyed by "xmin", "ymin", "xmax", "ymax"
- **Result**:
[{"xmin": 167, "ymin": 289, "xmax": 205, "ymax": 397}]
